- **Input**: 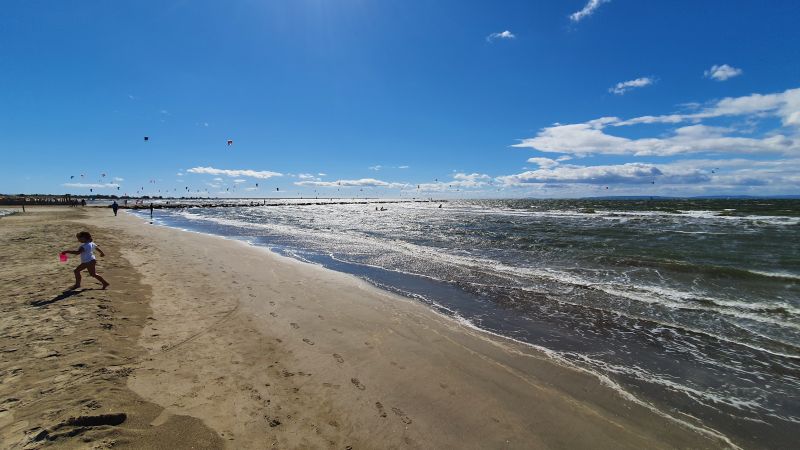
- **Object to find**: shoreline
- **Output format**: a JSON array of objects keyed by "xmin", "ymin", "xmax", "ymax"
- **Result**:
[
  {"xmin": 1, "ymin": 207, "xmax": 730, "ymax": 448},
  {"xmin": 133, "ymin": 208, "xmax": 743, "ymax": 449}
]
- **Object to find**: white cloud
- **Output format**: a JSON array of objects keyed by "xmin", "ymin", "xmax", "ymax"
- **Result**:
[
  {"xmin": 453, "ymin": 173, "xmax": 490, "ymax": 183},
  {"xmin": 494, "ymin": 158, "xmax": 800, "ymax": 196},
  {"xmin": 187, "ymin": 166, "xmax": 283, "ymax": 179},
  {"xmin": 233, "ymin": 179, "xmax": 246, "ymax": 183},
  {"xmin": 369, "ymin": 164, "xmax": 410, "ymax": 170},
  {"xmin": 176, "ymin": 172, "xmax": 184, "ymax": 176},
  {"xmin": 317, "ymin": 173, "xmax": 327, "ymax": 176},
  {"xmin": 415, "ymin": 173, "xmax": 492, "ymax": 191},
  {"xmin": 498, "ymin": 163, "xmax": 693, "ymax": 186},
  {"xmin": 113, "ymin": 177, "xmax": 124, "ymax": 182},
  {"xmin": 297, "ymin": 173, "xmax": 320, "ymax": 180},
  {"xmin": 487, "ymin": 30, "xmax": 516, "ymax": 42},
  {"xmin": 63, "ymin": 183, "xmax": 120, "ymax": 189},
  {"xmin": 526, "ymin": 157, "xmax": 561, "ymax": 169},
  {"xmin": 514, "ymin": 87, "xmax": 800, "ymax": 157},
  {"xmin": 610, "ymin": 88, "xmax": 800, "ymax": 127},
  {"xmin": 570, "ymin": 0, "xmax": 610, "ymax": 23},
  {"xmin": 609, "ymin": 77, "xmax": 654, "ymax": 95},
  {"xmin": 705, "ymin": 64, "xmax": 743, "ymax": 81},
  {"xmin": 295, "ymin": 178, "xmax": 407, "ymax": 189}
]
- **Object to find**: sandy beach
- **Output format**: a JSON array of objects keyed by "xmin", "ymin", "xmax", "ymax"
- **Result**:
[{"xmin": 0, "ymin": 207, "xmax": 729, "ymax": 449}]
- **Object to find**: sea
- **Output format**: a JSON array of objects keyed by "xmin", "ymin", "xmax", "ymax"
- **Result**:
[{"xmin": 134, "ymin": 198, "xmax": 799, "ymax": 448}]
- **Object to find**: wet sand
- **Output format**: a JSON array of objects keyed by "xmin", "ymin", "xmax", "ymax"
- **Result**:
[{"xmin": 0, "ymin": 207, "xmax": 729, "ymax": 449}]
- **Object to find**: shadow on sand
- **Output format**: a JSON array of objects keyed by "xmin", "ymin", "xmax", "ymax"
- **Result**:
[{"xmin": 30, "ymin": 289, "xmax": 89, "ymax": 307}]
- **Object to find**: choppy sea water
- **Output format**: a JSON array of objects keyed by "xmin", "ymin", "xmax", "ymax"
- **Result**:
[{"xmin": 136, "ymin": 199, "xmax": 800, "ymax": 448}]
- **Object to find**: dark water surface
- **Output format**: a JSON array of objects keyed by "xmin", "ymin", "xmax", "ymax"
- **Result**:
[{"xmin": 137, "ymin": 199, "xmax": 800, "ymax": 448}]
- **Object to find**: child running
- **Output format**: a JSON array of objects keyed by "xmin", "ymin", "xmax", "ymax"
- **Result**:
[{"xmin": 62, "ymin": 231, "xmax": 110, "ymax": 290}]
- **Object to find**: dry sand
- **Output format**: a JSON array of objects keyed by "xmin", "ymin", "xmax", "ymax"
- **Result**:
[{"xmin": 1, "ymin": 207, "xmax": 729, "ymax": 449}]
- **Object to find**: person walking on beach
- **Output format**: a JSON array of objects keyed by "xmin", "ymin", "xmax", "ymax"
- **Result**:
[
  {"xmin": 61, "ymin": 231, "xmax": 109, "ymax": 290},
  {"xmin": 149, "ymin": 203, "xmax": 154, "ymax": 219},
  {"xmin": 111, "ymin": 201, "xmax": 119, "ymax": 216}
]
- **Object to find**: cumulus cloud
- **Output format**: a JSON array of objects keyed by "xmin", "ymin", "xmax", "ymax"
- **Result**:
[
  {"xmin": 514, "ymin": 87, "xmax": 800, "ymax": 157},
  {"xmin": 570, "ymin": 0, "xmax": 610, "ymax": 22},
  {"xmin": 705, "ymin": 64, "xmax": 743, "ymax": 81},
  {"xmin": 416, "ymin": 173, "xmax": 492, "ymax": 191},
  {"xmin": 369, "ymin": 165, "xmax": 409, "ymax": 171},
  {"xmin": 496, "ymin": 158, "xmax": 800, "ymax": 196},
  {"xmin": 294, "ymin": 178, "xmax": 406, "ymax": 189},
  {"xmin": 187, "ymin": 166, "xmax": 283, "ymax": 179},
  {"xmin": 499, "ymin": 163, "xmax": 651, "ymax": 186},
  {"xmin": 609, "ymin": 87, "xmax": 800, "ymax": 127},
  {"xmin": 527, "ymin": 157, "xmax": 561, "ymax": 169},
  {"xmin": 487, "ymin": 30, "xmax": 515, "ymax": 42},
  {"xmin": 609, "ymin": 77, "xmax": 654, "ymax": 95},
  {"xmin": 453, "ymin": 173, "xmax": 490, "ymax": 184}
]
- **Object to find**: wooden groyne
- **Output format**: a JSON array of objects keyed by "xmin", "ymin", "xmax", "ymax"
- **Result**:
[{"xmin": 119, "ymin": 199, "xmax": 444, "ymax": 210}]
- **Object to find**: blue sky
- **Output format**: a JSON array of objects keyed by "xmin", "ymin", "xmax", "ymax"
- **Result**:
[{"xmin": 1, "ymin": 0, "xmax": 799, "ymax": 198}]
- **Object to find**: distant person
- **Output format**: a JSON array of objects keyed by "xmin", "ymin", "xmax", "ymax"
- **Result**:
[
  {"xmin": 81, "ymin": 199, "xmax": 86, "ymax": 207},
  {"xmin": 61, "ymin": 231, "xmax": 109, "ymax": 290},
  {"xmin": 149, "ymin": 203, "xmax": 154, "ymax": 219},
  {"xmin": 111, "ymin": 201, "xmax": 119, "ymax": 216}
]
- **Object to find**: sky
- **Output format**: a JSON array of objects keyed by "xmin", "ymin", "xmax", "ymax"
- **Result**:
[{"xmin": 1, "ymin": 0, "xmax": 799, "ymax": 198}]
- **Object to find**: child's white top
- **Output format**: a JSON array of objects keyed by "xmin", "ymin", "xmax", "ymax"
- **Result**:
[{"xmin": 80, "ymin": 242, "xmax": 97, "ymax": 263}]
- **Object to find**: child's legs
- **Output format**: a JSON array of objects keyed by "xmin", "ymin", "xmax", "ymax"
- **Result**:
[
  {"xmin": 86, "ymin": 261, "xmax": 109, "ymax": 286},
  {"xmin": 73, "ymin": 263, "xmax": 89, "ymax": 285}
]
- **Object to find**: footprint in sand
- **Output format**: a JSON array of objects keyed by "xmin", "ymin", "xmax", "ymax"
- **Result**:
[
  {"xmin": 391, "ymin": 407, "xmax": 412, "ymax": 424},
  {"xmin": 290, "ymin": 323, "xmax": 299, "ymax": 329},
  {"xmin": 269, "ymin": 312, "xmax": 278, "ymax": 318},
  {"xmin": 302, "ymin": 338, "xmax": 315, "ymax": 346},
  {"xmin": 350, "ymin": 378, "xmax": 366, "ymax": 390},
  {"xmin": 375, "ymin": 402, "xmax": 387, "ymax": 418},
  {"xmin": 333, "ymin": 353, "xmax": 344, "ymax": 363}
]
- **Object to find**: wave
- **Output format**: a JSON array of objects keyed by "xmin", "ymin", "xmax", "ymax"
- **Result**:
[{"xmin": 162, "ymin": 208, "xmax": 800, "ymax": 336}]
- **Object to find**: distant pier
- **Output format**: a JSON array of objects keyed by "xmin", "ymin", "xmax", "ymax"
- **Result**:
[{"xmin": 122, "ymin": 199, "xmax": 443, "ymax": 210}]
